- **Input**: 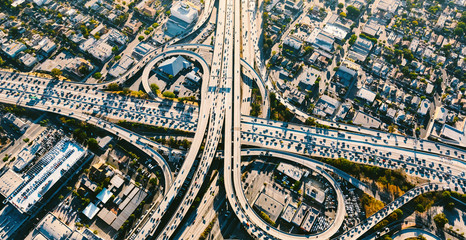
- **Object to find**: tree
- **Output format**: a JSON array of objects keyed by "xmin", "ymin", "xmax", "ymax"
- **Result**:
[
  {"xmin": 165, "ymin": 10, "xmax": 171, "ymax": 15},
  {"xmin": 338, "ymin": 3, "xmax": 344, "ymax": 8},
  {"xmin": 433, "ymin": 213, "xmax": 448, "ymax": 228},
  {"xmin": 87, "ymin": 138, "xmax": 99, "ymax": 151},
  {"xmin": 51, "ymin": 68, "xmax": 62, "ymax": 79},
  {"xmin": 349, "ymin": 34, "xmax": 357, "ymax": 45},
  {"xmin": 93, "ymin": 72, "xmax": 102, "ymax": 79},
  {"xmin": 107, "ymin": 82, "xmax": 120, "ymax": 91},
  {"xmin": 78, "ymin": 65, "xmax": 90, "ymax": 75},
  {"xmin": 112, "ymin": 46, "xmax": 119, "ymax": 54},
  {"xmin": 346, "ymin": 5, "xmax": 361, "ymax": 19},
  {"xmin": 454, "ymin": 27, "xmax": 464, "ymax": 36},
  {"xmin": 149, "ymin": 178, "xmax": 158, "ymax": 185},
  {"xmin": 340, "ymin": 12, "xmax": 347, "ymax": 18},
  {"xmin": 162, "ymin": 91, "xmax": 175, "ymax": 98},
  {"xmin": 138, "ymin": 35, "xmax": 144, "ymax": 41},
  {"xmin": 150, "ymin": 83, "xmax": 159, "ymax": 93}
]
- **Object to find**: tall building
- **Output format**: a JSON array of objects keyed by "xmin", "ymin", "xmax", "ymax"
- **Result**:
[{"xmin": 165, "ymin": 2, "xmax": 199, "ymax": 36}]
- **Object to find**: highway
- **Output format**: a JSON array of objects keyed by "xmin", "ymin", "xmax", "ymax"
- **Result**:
[
  {"xmin": 154, "ymin": 0, "xmax": 236, "ymax": 238},
  {"xmin": 1, "ymin": 1, "xmax": 466, "ymax": 238},
  {"xmin": 0, "ymin": 89, "xmax": 174, "ymax": 195},
  {"xmin": 0, "ymin": 71, "xmax": 198, "ymax": 132},
  {"xmin": 337, "ymin": 182, "xmax": 464, "ymax": 239},
  {"xmin": 240, "ymin": 118, "xmax": 466, "ymax": 185},
  {"xmin": 129, "ymin": 0, "xmax": 233, "ymax": 238}
]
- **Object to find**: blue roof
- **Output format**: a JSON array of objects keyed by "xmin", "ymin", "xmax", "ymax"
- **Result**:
[
  {"xmin": 158, "ymin": 56, "xmax": 191, "ymax": 76},
  {"xmin": 96, "ymin": 188, "xmax": 112, "ymax": 204}
]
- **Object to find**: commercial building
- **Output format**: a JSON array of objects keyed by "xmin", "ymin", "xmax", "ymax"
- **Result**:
[
  {"xmin": 304, "ymin": 183, "xmax": 326, "ymax": 205},
  {"xmin": 281, "ymin": 204, "xmax": 297, "ymax": 223},
  {"xmin": 2, "ymin": 113, "xmax": 29, "ymax": 133},
  {"xmin": 356, "ymin": 87, "xmax": 377, "ymax": 103},
  {"xmin": 83, "ymin": 202, "xmax": 100, "ymax": 220},
  {"xmin": 291, "ymin": 203, "xmax": 308, "ymax": 226},
  {"xmin": 313, "ymin": 95, "xmax": 341, "ymax": 118},
  {"xmin": 165, "ymin": 2, "xmax": 199, "ymax": 36},
  {"xmin": 348, "ymin": 37, "xmax": 374, "ymax": 62},
  {"xmin": 298, "ymin": 68, "xmax": 321, "ymax": 91},
  {"xmin": 19, "ymin": 54, "xmax": 38, "ymax": 68},
  {"xmin": 253, "ymin": 192, "xmax": 284, "ymax": 222},
  {"xmin": 1, "ymin": 41, "xmax": 27, "ymax": 58},
  {"xmin": 0, "ymin": 170, "xmax": 23, "ymax": 197},
  {"xmin": 13, "ymin": 143, "xmax": 41, "ymax": 172},
  {"xmin": 301, "ymin": 207, "xmax": 320, "ymax": 232},
  {"xmin": 417, "ymin": 99, "xmax": 431, "ymax": 116},
  {"xmin": 132, "ymin": 42, "xmax": 155, "ymax": 60},
  {"xmin": 158, "ymin": 56, "xmax": 192, "ymax": 77},
  {"xmin": 25, "ymin": 213, "xmax": 104, "ymax": 240},
  {"xmin": 186, "ymin": 70, "xmax": 201, "ymax": 84},
  {"xmin": 6, "ymin": 138, "xmax": 86, "ymax": 214},
  {"xmin": 352, "ymin": 111, "xmax": 382, "ymax": 129},
  {"xmin": 108, "ymin": 55, "xmax": 134, "ymax": 78},
  {"xmin": 275, "ymin": 162, "xmax": 303, "ymax": 186},
  {"xmin": 440, "ymin": 124, "xmax": 466, "ymax": 145}
]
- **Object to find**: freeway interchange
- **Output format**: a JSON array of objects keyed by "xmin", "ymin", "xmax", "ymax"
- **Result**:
[{"xmin": 1, "ymin": 1, "xmax": 466, "ymax": 240}]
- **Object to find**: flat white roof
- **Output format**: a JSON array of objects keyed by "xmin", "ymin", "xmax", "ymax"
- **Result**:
[
  {"xmin": 9, "ymin": 139, "xmax": 85, "ymax": 213},
  {"xmin": 357, "ymin": 87, "xmax": 376, "ymax": 102},
  {"xmin": 276, "ymin": 162, "xmax": 303, "ymax": 182},
  {"xmin": 96, "ymin": 188, "xmax": 112, "ymax": 204},
  {"xmin": 0, "ymin": 170, "xmax": 23, "ymax": 197},
  {"xmin": 82, "ymin": 202, "xmax": 100, "ymax": 220}
]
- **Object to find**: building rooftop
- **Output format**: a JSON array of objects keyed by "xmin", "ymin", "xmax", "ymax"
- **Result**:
[
  {"xmin": 301, "ymin": 207, "xmax": 319, "ymax": 232},
  {"xmin": 13, "ymin": 143, "xmax": 41, "ymax": 172},
  {"xmin": 109, "ymin": 175, "xmax": 124, "ymax": 190},
  {"xmin": 305, "ymin": 183, "xmax": 326, "ymax": 204},
  {"xmin": 158, "ymin": 56, "xmax": 192, "ymax": 76},
  {"xmin": 96, "ymin": 188, "xmax": 112, "ymax": 204},
  {"xmin": 82, "ymin": 202, "xmax": 100, "ymax": 220},
  {"xmin": 253, "ymin": 193, "xmax": 284, "ymax": 222},
  {"xmin": 281, "ymin": 204, "xmax": 297, "ymax": 223},
  {"xmin": 292, "ymin": 203, "xmax": 308, "ymax": 226},
  {"xmin": 170, "ymin": 2, "xmax": 199, "ymax": 25},
  {"xmin": 441, "ymin": 124, "xmax": 466, "ymax": 145},
  {"xmin": 1, "ymin": 41, "xmax": 27, "ymax": 58},
  {"xmin": 0, "ymin": 170, "xmax": 23, "ymax": 198},
  {"xmin": 275, "ymin": 162, "xmax": 303, "ymax": 182},
  {"xmin": 8, "ymin": 139, "xmax": 86, "ymax": 213},
  {"xmin": 352, "ymin": 111, "xmax": 381, "ymax": 129},
  {"xmin": 25, "ymin": 213, "xmax": 72, "ymax": 240},
  {"xmin": 417, "ymin": 99, "xmax": 431, "ymax": 116},
  {"xmin": 356, "ymin": 87, "xmax": 377, "ymax": 102}
]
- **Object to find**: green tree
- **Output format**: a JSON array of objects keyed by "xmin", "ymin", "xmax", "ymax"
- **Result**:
[
  {"xmin": 162, "ymin": 91, "xmax": 175, "ymax": 98},
  {"xmin": 87, "ymin": 138, "xmax": 99, "ymax": 151},
  {"xmin": 433, "ymin": 213, "xmax": 448, "ymax": 228},
  {"xmin": 93, "ymin": 72, "xmax": 102, "ymax": 79},
  {"xmin": 338, "ymin": 3, "xmax": 344, "ymax": 8},
  {"xmin": 340, "ymin": 12, "xmax": 347, "ymax": 18},
  {"xmin": 150, "ymin": 83, "xmax": 159, "ymax": 93},
  {"xmin": 346, "ymin": 5, "xmax": 361, "ymax": 19},
  {"xmin": 107, "ymin": 82, "xmax": 120, "ymax": 91},
  {"xmin": 51, "ymin": 68, "xmax": 62, "ymax": 79},
  {"xmin": 138, "ymin": 35, "xmax": 144, "ymax": 41},
  {"xmin": 149, "ymin": 178, "xmax": 158, "ymax": 185}
]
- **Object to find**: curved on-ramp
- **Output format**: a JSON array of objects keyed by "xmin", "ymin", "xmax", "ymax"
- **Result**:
[
  {"xmin": 224, "ymin": 148, "xmax": 346, "ymax": 240},
  {"xmin": 143, "ymin": 44, "xmax": 270, "ymax": 118},
  {"xmin": 392, "ymin": 228, "xmax": 441, "ymax": 240}
]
